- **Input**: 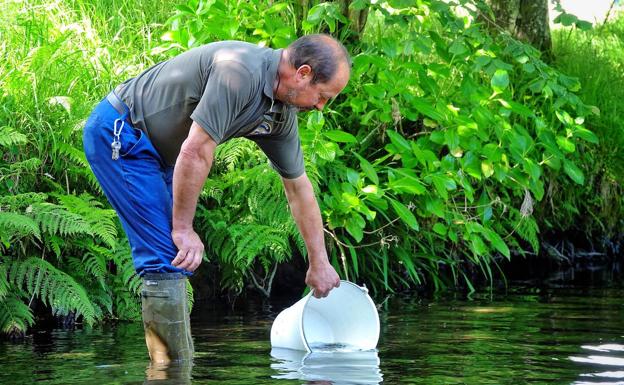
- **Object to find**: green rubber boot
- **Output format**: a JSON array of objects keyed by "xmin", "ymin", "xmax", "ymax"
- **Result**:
[{"xmin": 141, "ymin": 273, "xmax": 194, "ymax": 364}]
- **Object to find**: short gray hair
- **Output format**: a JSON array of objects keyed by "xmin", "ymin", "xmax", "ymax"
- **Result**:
[{"xmin": 287, "ymin": 34, "xmax": 351, "ymax": 84}]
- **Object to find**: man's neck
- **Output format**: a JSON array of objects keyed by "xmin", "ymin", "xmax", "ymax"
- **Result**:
[{"xmin": 274, "ymin": 49, "xmax": 291, "ymax": 99}]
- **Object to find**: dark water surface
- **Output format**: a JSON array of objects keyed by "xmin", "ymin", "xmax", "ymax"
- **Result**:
[{"xmin": 1, "ymin": 286, "xmax": 623, "ymax": 384}]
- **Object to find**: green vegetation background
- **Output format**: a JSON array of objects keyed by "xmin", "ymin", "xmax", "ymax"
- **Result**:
[{"xmin": 0, "ymin": 0, "xmax": 622, "ymax": 336}]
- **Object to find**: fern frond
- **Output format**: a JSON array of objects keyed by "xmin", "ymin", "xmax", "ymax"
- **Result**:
[
  {"xmin": 107, "ymin": 239, "xmax": 141, "ymax": 320},
  {"xmin": 52, "ymin": 193, "xmax": 118, "ymax": 247},
  {"xmin": 9, "ymin": 157, "xmax": 42, "ymax": 172},
  {"xmin": 0, "ymin": 211, "xmax": 41, "ymax": 240},
  {"xmin": 0, "ymin": 294, "xmax": 34, "ymax": 335},
  {"xmin": 0, "ymin": 263, "xmax": 9, "ymax": 299},
  {"xmin": 214, "ymin": 138, "xmax": 262, "ymax": 172},
  {"xmin": 112, "ymin": 288, "xmax": 141, "ymax": 321},
  {"xmin": 57, "ymin": 142, "xmax": 89, "ymax": 168},
  {"xmin": 0, "ymin": 126, "xmax": 28, "ymax": 147},
  {"xmin": 0, "ymin": 192, "xmax": 48, "ymax": 209},
  {"xmin": 198, "ymin": 146, "xmax": 307, "ymax": 293},
  {"xmin": 82, "ymin": 247, "xmax": 107, "ymax": 287},
  {"xmin": 512, "ymin": 209, "xmax": 540, "ymax": 253},
  {"xmin": 30, "ymin": 202, "xmax": 93, "ymax": 237},
  {"xmin": 8, "ymin": 257, "xmax": 99, "ymax": 325},
  {"xmin": 186, "ymin": 280, "xmax": 194, "ymax": 312},
  {"xmin": 46, "ymin": 234, "xmax": 63, "ymax": 257},
  {"xmin": 110, "ymin": 241, "xmax": 141, "ymax": 294}
]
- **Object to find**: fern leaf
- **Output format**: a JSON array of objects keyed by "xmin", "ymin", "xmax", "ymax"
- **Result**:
[
  {"xmin": 0, "ymin": 294, "xmax": 34, "ymax": 335},
  {"xmin": 46, "ymin": 235, "xmax": 63, "ymax": 257},
  {"xmin": 110, "ymin": 241, "xmax": 141, "ymax": 294},
  {"xmin": 0, "ymin": 211, "xmax": 41, "ymax": 240},
  {"xmin": 0, "ymin": 126, "xmax": 28, "ymax": 147},
  {"xmin": 186, "ymin": 280, "xmax": 194, "ymax": 312},
  {"xmin": 0, "ymin": 192, "xmax": 48, "ymax": 209},
  {"xmin": 8, "ymin": 257, "xmax": 99, "ymax": 325},
  {"xmin": 0, "ymin": 263, "xmax": 9, "ymax": 299},
  {"xmin": 53, "ymin": 193, "xmax": 118, "ymax": 247},
  {"xmin": 214, "ymin": 138, "xmax": 262, "ymax": 172},
  {"xmin": 9, "ymin": 158, "xmax": 42, "ymax": 172},
  {"xmin": 515, "ymin": 214, "xmax": 540, "ymax": 253},
  {"xmin": 31, "ymin": 202, "xmax": 93, "ymax": 237},
  {"xmin": 57, "ymin": 142, "xmax": 89, "ymax": 168},
  {"xmin": 82, "ymin": 250, "xmax": 107, "ymax": 286}
]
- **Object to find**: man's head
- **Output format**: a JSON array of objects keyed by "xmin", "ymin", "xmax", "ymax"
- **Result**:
[{"xmin": 276, "ymin": 34, "xmax": 351, "ymax": 112}]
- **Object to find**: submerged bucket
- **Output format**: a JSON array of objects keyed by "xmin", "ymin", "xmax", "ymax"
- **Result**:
[{"xmin": 270, "ymin": 280, "xmax": 380, "ymax": 352}]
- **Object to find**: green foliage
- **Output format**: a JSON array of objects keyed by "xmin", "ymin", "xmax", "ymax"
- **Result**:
[
  {"xmin": 156, "ymin": 0, "xmax": 603, "ymax": 294},
  {"xmin": 1, "ymin": 0, "xmax": 619, "ymax": 334},
  {"xmin": 154, "ymin": 0, "xmax": 298, "ymax": 52},
  {"xmin": 549, "ymin": 13, "xmax": 624, "ymax": 244},
  {"xmin": 8, "ymin": 257, "xmax": 99, "ymax": 323},
  {"xmin": 196, "ymin": 149, "xmax": 304, "ymax": 294},
  {"xmin": 0, "ymin": 295, "xmax": 35, "ymax": 336},
  {"xmin": 552, "ymin": 0, "xmax": 593, "ymax": 31},
  {"xmin": 0, "ymin": 0, "xmax": 161, "ymax": 336}
]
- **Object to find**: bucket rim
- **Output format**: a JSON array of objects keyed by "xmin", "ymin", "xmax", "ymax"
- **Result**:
[{"xmin": 299, "ymin": 280, "xmax": 379, "ymax": 352}]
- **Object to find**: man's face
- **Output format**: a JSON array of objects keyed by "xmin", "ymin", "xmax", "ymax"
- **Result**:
[{"xmin": 284, "ymin": 63, "xmax": 350, "ymax": 112}]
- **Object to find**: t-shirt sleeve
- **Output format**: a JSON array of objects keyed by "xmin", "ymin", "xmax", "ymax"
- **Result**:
[
  {"xmin": 190, "ymin": 61, "xmax": 252, "ymax": 144},
  {"xmin": 252, "ymin": 110, "xmax": 305, "ymax": 179}
]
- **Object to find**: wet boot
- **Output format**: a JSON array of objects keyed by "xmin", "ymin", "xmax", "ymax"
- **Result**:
[{"xmin": 141, "ymin": 273, "xmax": 194, "ymax": 364}]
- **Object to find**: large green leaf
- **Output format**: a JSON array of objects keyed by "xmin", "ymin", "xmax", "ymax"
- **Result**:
[
  {"xmin": 556, "ymin": 136, "xmax": 576, "ymax": 153},
  {"xmin": 388, "ymin": 177, "xmax": 426, "ymax": 195},
  {"xmin": 386, "ymin": 130, "xmax": 411, "ymax": 153},
  {"xmin": 323, "ymin": 130, "xmax": 357, "ymax": 143},
  {"xmin": 563, "ymin": 160, "xmax": 585, "ymax": 185},
  {"xmin": 482, "ymin": 228, "xmax": 510, "ymax": 259},
  {"xmin": 353, "ymin": 152, "xmax": 379, "ymax": 185},
  {"xmin": 345, "ymin": 215, "xmax": 364, "ymax": 242},
  {"xmin": 410, "ymin": 97, "xmax": 445, "ymax": 122},
  {"xmin": 573, "ymin": 127, "xmax": 599, "ymax": 144},
  {"xmin": 491, "ymin": 69, "xmax": 509, "ymax": 93},
  {"xmin": 389, "ymin": 198, "xmax": 419, "ymax": 230}
]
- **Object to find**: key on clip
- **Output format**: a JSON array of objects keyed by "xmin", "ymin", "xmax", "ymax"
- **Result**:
[{"xmin": 111, "ymin": 140, "xmax": 121, "ymax": 160}]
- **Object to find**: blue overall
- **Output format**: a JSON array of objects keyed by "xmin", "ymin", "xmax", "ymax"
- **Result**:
[{"xmin": 82, "ymin": 93, "xmax": 190, "ymax": 276}]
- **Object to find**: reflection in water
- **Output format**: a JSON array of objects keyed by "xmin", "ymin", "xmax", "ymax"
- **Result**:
[
  {"xmin": 571, "ymin": 343, "xmax": 624, "ymax": 385},
  {"xmin": 270, "ymin": 347, "xmax": 383, "ymax": 385},
  {"xmin": 3, "ymin": 287, "xmax": 624, "ymax": 384},
  {"xmin": 143, "ymin": 361, "xmax": 192, "ymax": 384}
]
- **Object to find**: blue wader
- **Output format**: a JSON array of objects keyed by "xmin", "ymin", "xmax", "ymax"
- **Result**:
[{"xmin": 83, "ymin": 93, "xmax": 193, "ymax": 363}]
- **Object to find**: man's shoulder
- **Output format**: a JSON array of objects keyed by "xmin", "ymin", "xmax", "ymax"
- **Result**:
[{"xmin": 200, "ymin": 41, "xmax": 273, "ymax": 73}]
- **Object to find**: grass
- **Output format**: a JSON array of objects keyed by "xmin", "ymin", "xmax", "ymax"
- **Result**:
[
  {"xmin": 0, "ymin": 0, "xmax": 180, "ymax": 333},
  {"xmin": 551, "ymin": 15, "xmax": 624, "ymax": 241}
]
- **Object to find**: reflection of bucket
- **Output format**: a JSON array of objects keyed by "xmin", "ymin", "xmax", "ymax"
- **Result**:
[
  {"xmin": 270, "ymin": 280, "xmax": 380, "ymax": 352},
  {"xmin": 271, "ymin": 347, "xmax": 383, "ymax": 384}
]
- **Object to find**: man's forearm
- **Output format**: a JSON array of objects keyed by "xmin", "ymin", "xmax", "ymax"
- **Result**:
[
  {"xmin": 283, "ymin": 174, "xmax": 340, "ymax": 297},
  {"xmin": 172, "ymin": 147, "xmax": 212, "ymax": 231},
  {"xmin": 283, "ymin": 176, "xmax": 329, "ymax": 265}
]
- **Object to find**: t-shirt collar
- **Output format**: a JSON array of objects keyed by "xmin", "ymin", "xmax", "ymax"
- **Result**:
[{"xmin": 264, "ymin": 48, "xmax": 282, "ymax": 101}]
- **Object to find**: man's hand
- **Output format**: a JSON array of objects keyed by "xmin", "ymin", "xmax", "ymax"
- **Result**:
[
  {"xmin": 306, "ymin": 259, "xmax": 340, "ymax": 298},
  {"xmin": 171, "ymin": 228, "xmax": 204, "ymax": 272}
]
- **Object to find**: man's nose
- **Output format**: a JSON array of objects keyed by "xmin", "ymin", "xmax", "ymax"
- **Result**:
[{"xmin": 315, "ymin": 100, "xmax": 327, "ymax": 110}]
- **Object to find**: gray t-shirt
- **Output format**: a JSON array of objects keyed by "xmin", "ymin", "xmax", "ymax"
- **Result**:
[{"xmin": 115, "ymin": 41, "xmax": 304, "ymax": 179}]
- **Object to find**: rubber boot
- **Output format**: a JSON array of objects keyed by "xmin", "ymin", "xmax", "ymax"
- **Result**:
[{"xmin": 141, "ymin": 273, "xmax": 194, "ymax": 364}]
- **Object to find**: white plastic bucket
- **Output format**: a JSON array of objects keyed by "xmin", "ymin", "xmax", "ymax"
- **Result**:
[{"xmin": 270, "ymin": 280, "xmax": 380, "ymax": 352}]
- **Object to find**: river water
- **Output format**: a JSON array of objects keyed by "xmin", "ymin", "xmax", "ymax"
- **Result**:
[{"xmin": 1, "ymin": 285, "xmax": 623, "ymax": 384}]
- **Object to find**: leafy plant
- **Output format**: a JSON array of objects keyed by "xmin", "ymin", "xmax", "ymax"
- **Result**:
[{"xmin": 155, "ymin": 0, "xmax": 601, "ymax": 295}]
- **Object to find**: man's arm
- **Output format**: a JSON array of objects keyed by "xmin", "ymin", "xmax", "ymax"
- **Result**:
[
  {"xmin": 171, "ymin": 121, "xmax": 217, "ymax": 272},
  {"xmin": 282, "ymin": 173, "xmax": 340, "ymax": 298}
]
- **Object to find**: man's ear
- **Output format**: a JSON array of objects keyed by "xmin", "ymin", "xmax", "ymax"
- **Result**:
[{"xmin": 296, "ymin": 64, "xmax": 313, "ymax": 82}]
